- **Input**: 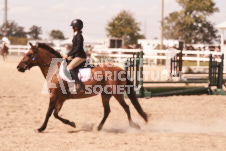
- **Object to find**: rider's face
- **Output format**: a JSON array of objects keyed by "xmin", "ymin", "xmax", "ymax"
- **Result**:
[{"xmin": 72, "ymin": 27, "xmax": 78, "ymax": 32}]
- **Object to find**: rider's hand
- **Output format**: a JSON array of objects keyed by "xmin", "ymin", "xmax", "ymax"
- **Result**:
[{"xmin": 63, "ymin": 55, "xmax": 68, "ymax": 59}]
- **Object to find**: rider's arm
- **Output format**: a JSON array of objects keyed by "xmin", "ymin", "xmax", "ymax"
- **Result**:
[{"xmin": 67, "ymin": 33, "xmax": 83, "ymax": 57}]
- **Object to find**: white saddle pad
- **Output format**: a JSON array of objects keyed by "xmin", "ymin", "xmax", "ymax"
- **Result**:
[{"xmin": 59, "ymin": 60, "xmax": 91, "ymax": 83}]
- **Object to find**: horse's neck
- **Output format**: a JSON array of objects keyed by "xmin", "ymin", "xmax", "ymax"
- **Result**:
[
  {"xmin": 37, "ymin": 50, "xmax": 56, "ymax": 78},
  {"xmin": 39, "ymin": 65, "xmax": 50, "ymax": 79},
  {"xmin": 39, "ymin": 62, "xmax": 61, "ymax": 79}
]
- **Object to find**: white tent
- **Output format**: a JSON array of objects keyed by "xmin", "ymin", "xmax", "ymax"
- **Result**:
[
  {"xmin": 215, "ymin": 21, "xmax": 226, "ymax": 72},
  {"xmin": 215, "ymin": 21, "xmax": 226, "ymax": 29},
  {"xmin": 215, "ymin": 21, "xmax": 226, "ymax": 51}
]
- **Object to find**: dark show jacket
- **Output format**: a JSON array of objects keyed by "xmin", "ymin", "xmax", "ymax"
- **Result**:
[{"xmin": 67, "ymin": 31, "xmax": 87, "ymax": 59}]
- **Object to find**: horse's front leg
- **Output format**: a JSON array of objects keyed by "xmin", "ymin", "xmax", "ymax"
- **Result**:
[{"xmin": 37, "ymin": 101, "xmax": 55, "ymax": 132}]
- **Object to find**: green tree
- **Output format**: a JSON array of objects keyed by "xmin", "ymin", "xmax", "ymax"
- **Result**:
[
  {"xmin": 49, "ymin": 30, "xmax": 65, "ymax": 39},
  {"xmin": 163, "ymin": 0, "xmax": 219, "ymax": 44},
  {"xmin": 14, "ymin": 26, "xmax": 27, "ymax": 38},
  {"xmin": 106, "ymin": 10, "xmax": 145, "ymax": 45},
  {"xmin": 0, "ymin": 21, "xmax": 27, "ymax": 38},
  {"xmin": 28, "ymin": 25, "xmax": 42, "ymax": 39}
]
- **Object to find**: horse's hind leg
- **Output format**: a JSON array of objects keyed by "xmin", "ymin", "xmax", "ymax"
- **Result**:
[
  {"xmin": 114, "ymin": 94, "xmax": 140, "ymax": 129},
  {"xmin": 98, "ymin": 93, "xmax": 112, "ymax": 131},
  {"xmin": 53, "ymin": 101, "xmax": 76, "ymax": 128}
]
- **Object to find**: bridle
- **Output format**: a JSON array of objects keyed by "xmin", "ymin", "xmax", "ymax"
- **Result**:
[{"xmin": 22, "ymin": 46, "xmax": 51, "ymax": 69}]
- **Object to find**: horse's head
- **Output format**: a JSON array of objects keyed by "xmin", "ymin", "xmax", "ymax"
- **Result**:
[{"xmin": 17, "ymin": 43, "xmax": 39, "ymax": 72}]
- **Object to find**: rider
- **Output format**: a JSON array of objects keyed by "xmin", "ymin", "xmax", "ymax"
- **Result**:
[
  {"xmin": 1, "ymin": 36, "xmax": 10, "ymax": 49},
  {"xmin": 63, "ymin": 19, "xmax": 87, "ymax": 91}
]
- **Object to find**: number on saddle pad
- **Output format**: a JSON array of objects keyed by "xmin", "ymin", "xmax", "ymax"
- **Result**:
[{"xmin": 59, "ymin": 60, "xmax": 92, "ymax": 83}]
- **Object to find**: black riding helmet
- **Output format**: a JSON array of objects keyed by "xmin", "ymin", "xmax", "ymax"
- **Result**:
[{"xmin": 70, "ymin": 19, "xmax": 83, "ymax": 30}]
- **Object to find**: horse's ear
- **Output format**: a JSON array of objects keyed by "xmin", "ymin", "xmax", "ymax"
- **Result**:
[
  {"xmin": 29, "ymin": 42, "xmax": 37, "ymax": 52},
  {"xmin": 29, "ymin": 42, "xmax": 33, "ymax": 47}
]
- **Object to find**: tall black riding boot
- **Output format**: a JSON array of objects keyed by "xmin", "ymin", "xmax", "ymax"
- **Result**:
[{"xmin": 69, "ymin": 68, "xmax": 85, "ymax": 91}]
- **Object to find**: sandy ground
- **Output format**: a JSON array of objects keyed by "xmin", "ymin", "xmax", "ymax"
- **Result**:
[{"xmin": 0, "ymin": 56, "xmax": 226, "ymax": 151}]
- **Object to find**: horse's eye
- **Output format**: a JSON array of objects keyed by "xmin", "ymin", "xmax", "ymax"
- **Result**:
[{"xmin": 27, "ymin": 54, "xmax": 32, "ymax": 57}]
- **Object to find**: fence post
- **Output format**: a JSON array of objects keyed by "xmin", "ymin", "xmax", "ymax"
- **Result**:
[
  {"xmin": 217, "ymin": 54, "xmax": 224, "ymax": 89},
  {"xmin": 208, "ymin": 54, "xmax": 213, "ymax": 89},
  {"xmin": 197, "ymin": 51, "xmax": 200, "ymax": 67},
  {"xmin": 119, "ymin": 49, "xmax": 122, "ymax": 61},
  {"xmin": 178, "ymin": 50, "xmax": 183, "ymax": 80},
  {"xmin": 135, "ymin": 52, "xmax": 140, "ymax": 87},
  {"xmin": 139, "ymin": 50, "xmax": 144, "ymax": 97}
]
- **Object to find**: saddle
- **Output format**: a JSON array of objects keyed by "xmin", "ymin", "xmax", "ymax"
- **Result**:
[{"xmin": 59, "ymin": 59, "xmax": 95, "ymax": 83}]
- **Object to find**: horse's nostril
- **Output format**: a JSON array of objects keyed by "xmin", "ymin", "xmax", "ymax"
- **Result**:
[{"xmin": 17, "ymin": 65, "xmax": 25, "ymax": 72}]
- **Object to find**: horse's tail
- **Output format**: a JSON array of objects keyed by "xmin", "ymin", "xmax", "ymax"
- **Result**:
[{"xmin": 125, "ymin": 77, "xmax": 148, "ymax": 122}]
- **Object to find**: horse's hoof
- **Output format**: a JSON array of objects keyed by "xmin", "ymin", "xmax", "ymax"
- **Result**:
[
  {"xmin": 97, "ymin": 125, "xmax": 102, "ymax": 131},
  {"xmin": 129, "ymin": 121, "xmax": 140, "ymax": 130},
  {"xmin": 35, "ymin": 129, "xmax": 43, "ymax": 133},
  {"xmin": 70, "ymin": 122, "xmax": 76, "ymax": 128}
]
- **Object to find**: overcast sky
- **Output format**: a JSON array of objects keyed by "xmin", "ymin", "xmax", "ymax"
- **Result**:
[{"xmin": 0, "ymin": 0, "xmax": 225, "ymax": 41}]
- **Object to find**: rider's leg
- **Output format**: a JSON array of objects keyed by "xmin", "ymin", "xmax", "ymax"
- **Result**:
[
  {"xmin": 67, "ymin": 57, "xmax": 86, "ymax": 91},
  {"xmin": 69, "ymin": 67, "xmax": 84, "ymax": 91}
]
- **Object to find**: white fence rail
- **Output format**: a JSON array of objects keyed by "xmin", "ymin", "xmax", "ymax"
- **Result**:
[
  {"xmin": 8, "ymin": 45, "xmax": 30, "ymax": 55},
  {"xmin": 6, "ymin": 45, "xmax": 225, "ymax": 69},
  {"xmin": 91, "ymin": 48, "xmax": 224, "ymax": 67},
  {"xmin": 7, "ymin": 45, "xmax": 64, "ymax": 55}
]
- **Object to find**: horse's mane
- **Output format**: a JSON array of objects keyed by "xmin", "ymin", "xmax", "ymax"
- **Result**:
[{"xmin": 38, "ymin": 43, "xmax": 62, "ymax": 58}]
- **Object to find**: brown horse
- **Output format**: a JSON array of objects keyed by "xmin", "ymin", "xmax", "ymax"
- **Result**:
[
  {"xmin": 1, "ymin": 43, "xmax": 9, "ymax": 61},
  {"xmin": 17, "ymin": 43, "xmax": 148, "ymax": 132}
]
